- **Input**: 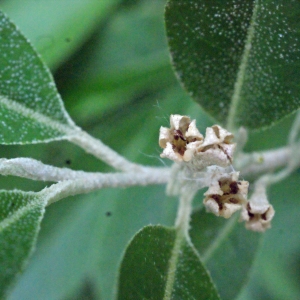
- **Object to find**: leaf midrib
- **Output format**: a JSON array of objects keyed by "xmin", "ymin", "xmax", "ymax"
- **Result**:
[
  {"xmin": 0, "ymin": 195, "xmax": 44, "ymax": 232},
  {"xmin": 163, "ymin": 229, "xmax": 184, "ymax": 300},
  {"xmin": 0, "ymin": 95, "xmax": 76, "ymax": 138},
  {"xmin": 226, "ymin": 0, "xmax": 260, "ymax": 131}
]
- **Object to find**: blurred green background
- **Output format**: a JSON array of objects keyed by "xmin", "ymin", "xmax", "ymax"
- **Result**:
[{"xmin": 0, "ymin": 0, "xmax": 299, "ymax": 299}]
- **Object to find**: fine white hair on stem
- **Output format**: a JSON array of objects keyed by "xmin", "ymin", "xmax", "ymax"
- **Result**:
[
  {"xmin": 0, "ymin": 142, "xmax": 298, "ymax": 210},
  {"xmin": 0, "ymin": 157, "xmax": 170, "ymax": 185},
  {"xmin": 42, "ymin": 168, "xmax": 171, "ymax": 206},
  {"xmin": 153, "ymin": 99, "xmax": 163, "ymax": 110},
  {"xmin": 0, "ymin": 145, "xmax": 295, "ymax": 186},
  {"xmin": 174, "ymin": 181, "xmax": 198, "ymax": 237},
  {"xmin": 154, "ymin": 109, "xmax": 170, "ymax": 124},
  {"xmin": 137, "ymin": 150, "xmax": 168, "ymax": 167},
  {"xmin": 181, "ymin": 173, "xmax": 210, "ymax": 190},
  {"xmin": 67, "ymin": 129, "xmax": 147, "ymax": 172},
  {"xmin": 240, "ymin": 146, "xmax": 291, "ymax": 179},
  {"xmin": 228, "ymin": 164, "xmax": 236, "ymax": 172}
]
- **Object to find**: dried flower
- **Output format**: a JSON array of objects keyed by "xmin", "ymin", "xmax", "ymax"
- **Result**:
[
  {"xmin": 241, "ymin": 185, "xmax": 275, "ymax": 232},
  {"xmin": 192, "ymin": 125, "xmax": 236, "ymax": 169},
  {"xmin": 159, "ymin": 115, "xmax": 236, "ymax": 170},
  {"xmin": 203, "ymin": 171, "xmax": 249, "ymax": 219},
  {"xmin": 159, "ymin": 115, "xmax": 203, "ymax": 162}
]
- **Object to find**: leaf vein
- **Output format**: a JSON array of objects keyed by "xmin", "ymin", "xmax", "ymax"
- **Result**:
[
  {"xmin": 226, "ymin": 0, "xmax": 260, "ymax": 130},
  {"xmin": 163, "ymin": 230, "xmax": 184, "ymax": 300},
  {"xmin": 0, "ymin": 195, "xmax": 44, "ymax": 233},
  {"xmin": 0, "ymin": 95, "xmax": 76, "ymax": 140}
]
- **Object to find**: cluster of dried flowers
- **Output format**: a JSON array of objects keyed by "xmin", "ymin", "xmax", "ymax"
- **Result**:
[{"xmin": 159, "ymin": 114, "xmax": 275, "ymax": 232}]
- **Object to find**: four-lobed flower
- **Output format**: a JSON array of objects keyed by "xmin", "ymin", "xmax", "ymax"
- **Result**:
[
  {"xmin": 159, "ymin": 114, "xmax": 275, "ymax": 232},
  {"xmin": 203, "ymin": 171, "xmax": 249, "ymax": 219},
  {"xmin": 159, "ymin": 115, "xmax": 236, "ymax": 169}
]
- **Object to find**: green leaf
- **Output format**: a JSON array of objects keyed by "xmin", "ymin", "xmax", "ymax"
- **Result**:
[
  {"xmin": 0, "ymin": 190, "xmax": 47, "ymax": 298},
  {"xmin": 0, "ymin": 11, "xmax": 75, "ymax": 144},
  {"xmin": 0, "ymin": 0, "xmax": 120, "ymax": 70},
  {"xmin": 190, "ymin": 208, "xmax": 261, "ymax": 300},
  {"xmin": 8, "ymin": 193, "xmax": 108, "ymax": 300},
  {"xmin": 117, "ymin": 225, "xmax": 220, "ymax": 300},
  {"xmin": 165, "ymin": 0, "xmax": 300, "ymax": 130}
]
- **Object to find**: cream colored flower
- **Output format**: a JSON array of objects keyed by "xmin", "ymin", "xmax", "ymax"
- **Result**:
[
  {"xmin": 241, "ymin": 185, "xmax": 275, "ymax": 232},
  {"xmin": 159, "ymin": 115, "xmax": 203, "ymax": 162},
  {"xmin": 194, "ymin": 125, "xmax": 236, "ymax": 168},
  {"xmin": 203, "ymin": 171, "xmax": 249, "ymax": 219},
  {"xmin": 159, "ymin": 115, "xmax": 236, "ymax": 170}
]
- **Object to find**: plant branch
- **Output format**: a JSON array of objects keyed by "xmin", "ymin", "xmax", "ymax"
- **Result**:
[
  {"xmin": 67, "ymin": 129, "xmax": 146, "ymax": 172},
  {"xmin": 0, "ymin": 145, "xmax": 294, "ymax": 185},
  {"xmin": 0, "ymin": 157, "xmax": 171, "ymax": 206},
  {"xmin": 0, "ymin": 143, "xmax": 297, "ymax": 209},
  {"xmin": 175, "ymin": 182, "xmax": 198, "ymax": 237},
  {"xmin": 239, "ymin": 146, "xmax": 291, "ymax": 179},
  {"xmin": 0, "ymin": 158, "xmax": 97, "ymax": 181},
  {"xmin": 38, "ymin": 168, "xmax": 170, "ymax": 206},
  {"xmin": 254, "ymin": 145, "xmax": 300, "ymax": 187}
]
